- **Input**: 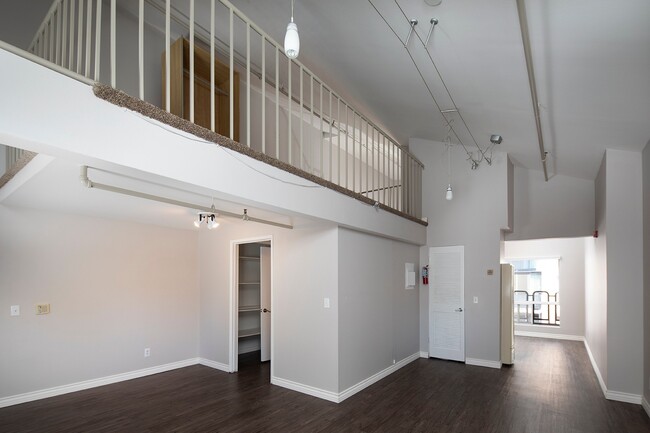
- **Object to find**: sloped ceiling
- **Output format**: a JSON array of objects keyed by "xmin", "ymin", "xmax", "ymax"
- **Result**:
[{"xmin": 228, "ymin": 0, "xmax": 650, "ymax": 180}]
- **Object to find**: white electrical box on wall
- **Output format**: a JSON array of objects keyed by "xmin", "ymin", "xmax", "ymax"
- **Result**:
[{"xmin": 405, "ymin": 263, "xmax": 416, "ymax": 289}]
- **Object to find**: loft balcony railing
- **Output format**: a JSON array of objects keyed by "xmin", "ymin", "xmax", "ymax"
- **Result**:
[{"xmin": 5, "ymin": 0, "xmax": 424, "ymax": 220}]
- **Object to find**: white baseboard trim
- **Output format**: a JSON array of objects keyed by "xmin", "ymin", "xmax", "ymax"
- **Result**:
[
  {"xmin": 198, "ymin": 358, "xmax": 231, "ymax": 373},
  {"xmin": 337, "ymin": 352, "xmax": 420, "ymax": 403},
  {"xmin": 515, "ymin": 330, "xmax": 585, "ymax": 341},
  {"xmin": 419, "ymin": 351, "xmax": 429, "ymax": 358},
  {"xmin": 0, "ymin": 358, "xmax": 199, "ymax": 409},
  {"xmin": 271, "ymin": 352, "xmax": 420, "ymax": 404},
  {"xmin": 270, "ymin": 376, "xmax": 339, "ymax": 403},
  {"xmin": 642, "ymin": 397, "xmax": 650, "ymax": 418},
  {"xmin": 465, "ymin": 358, "xmax": 502, "ymax": 369},
  {"xmin": 606, "ymin": 390, "xmax": 642, "ymax": 405},
  {"xmin": 583, "ymin": 340, "xmax": 643, "ymax": 405},
  {"xmin": 583, "ymin": 340, "xmax": 608, "ymax": 397}
]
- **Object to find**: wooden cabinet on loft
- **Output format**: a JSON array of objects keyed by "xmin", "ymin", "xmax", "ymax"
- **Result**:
[{"xmin": 162, "ymin": 37, "xmax": 240, "ymax": 141}]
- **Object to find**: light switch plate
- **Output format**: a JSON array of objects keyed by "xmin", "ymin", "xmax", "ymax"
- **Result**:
[
  {"xmin": 323, "ymin": 298, "xmax": 330, "ymax": 309},
  {"xmin": 473, "ymin": 297, "xmax": 479, "ymax": 304},
  {"xmin": 10, "ymin": 305, "xmax": 20, "ymax": 316},
  {"xmin": 36, "ymin": 304, "xmax": 50, "ymax": 315}
]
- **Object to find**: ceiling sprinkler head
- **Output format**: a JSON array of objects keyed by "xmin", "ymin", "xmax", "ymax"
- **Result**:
[{"xmin": 490, "ymin": 134, "xmax": 503, "ymax": 145}]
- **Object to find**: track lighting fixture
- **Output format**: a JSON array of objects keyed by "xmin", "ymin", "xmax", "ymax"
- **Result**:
[
  {"xmin": 194, "ymin": 212, "xmax": 219, "ymax": 230},
  {"xmin": 194, "ymin": 203, "xmax": 219, "ymax": 229},
  {"xmin": 284, "ymin": 0, "xmax": 299, "ymax": 59}
]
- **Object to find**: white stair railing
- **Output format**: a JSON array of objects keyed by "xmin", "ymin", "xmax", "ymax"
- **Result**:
[{"xmin": 21, "ymin": 0, "xmax": 424, "ymax": 219}]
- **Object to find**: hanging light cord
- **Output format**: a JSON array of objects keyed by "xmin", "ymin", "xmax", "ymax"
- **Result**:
[{"xmin": 291, "ymin": 0, "xmax": 295, "ymax": 22}]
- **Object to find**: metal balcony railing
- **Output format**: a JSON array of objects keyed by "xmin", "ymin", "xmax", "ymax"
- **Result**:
[{"xmin": 12, "ymin": 0, "xmax": 423, "ymax": 219}]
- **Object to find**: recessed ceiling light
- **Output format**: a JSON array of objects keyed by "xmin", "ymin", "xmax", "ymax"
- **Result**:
[{"xmin": 424, "ymin": 0, "xmax": 443, "ymax": 6}]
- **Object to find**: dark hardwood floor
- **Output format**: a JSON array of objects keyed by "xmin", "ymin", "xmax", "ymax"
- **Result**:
[{"xmin": 1, "ymin": 337, "xmax": 649, "ymax": 432}]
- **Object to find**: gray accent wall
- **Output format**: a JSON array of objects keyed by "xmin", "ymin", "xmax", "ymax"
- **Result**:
[
  {"xmin": 605, "ymin": 149, "xmax": 644, "ymax": 396},
  {"xmin": 643, "ymin": 142, "xmax": 650, "ymax": 404},
  {"xmin": 337, "ymin": 228, "xmax": 419, "ymax": 391},
  {"xmin": 198, "ymin": 222, "xmax": 340, "ymax": 393},
  {"xmin": 586, "ymin": 149, "xmax": 645, "ymax": 397},
  {"xmin": 0, "ymin": 206, "xmax": 200, "ymax": 399},
  {"xmin": 410, "ymin": 138, "xmax": 509, "ymax": 363},
  {"xmin": 585, "ymin": 154, "xmax": 608, "ymax": 386},
  {"xmin": 506, "ymin": 165, "xmax": 594, "ymax": 241}
]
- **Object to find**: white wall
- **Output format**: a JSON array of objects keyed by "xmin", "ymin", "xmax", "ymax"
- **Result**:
[
  {"xmin": 507, "ymin": 166, "xmax": 594, "ymax": 240},
  {"xmin": 338, "ymin": 228, "xmax": 419, "ymax": 391},
  {"xmin": 198, "ymin": 220, "xmax": 340, "ymax": 393},
  {"xmin": 605, "ymin": 149, "xmax": 644, "ymax": 396},
  {"xmin": 585, "ymin": 155, "xmax": 608, "ymax": 387},
  {"xmin": 504, "ymin": 237, "xmax": 586, "ymax": 338},
  {"xmin": 643, "ymin": 142, "xmax": 650, "ymax": 402},
  {"xmin": 411, "ymin": 138, "xmax": 509, "ymax": 363},
  {"xmin": 0, "ymin": 205, "xmax": 200, "ymax": 399}
]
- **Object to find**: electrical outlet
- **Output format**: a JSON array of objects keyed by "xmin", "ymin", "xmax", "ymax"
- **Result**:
[
  {"xmin": 144, "ymin": 348, "xmax": 151, "ymax": 358},
  {"xmin": 487, "ymin": 269, "xmax": 494, "ymax": 276},
  {"xmin": 323, "ymin": 298, "xmax": 330, "ymax": 309},
  {"xmin": 392, "ymin": 359, "xmax": 396, "ymax": 365},
  {"xmin": 473, "ymin": 297, "xmax": 479, "ymax": 304},
  {"xmin": 36, "ymin": 304, "xmax": 50, "ymax": 315},
  {"xmin": 10, "ymin": 305, "xmax": 20, "ymax": 316}
]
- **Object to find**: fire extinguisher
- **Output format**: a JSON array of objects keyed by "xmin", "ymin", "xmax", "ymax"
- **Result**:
[{"xmin": 422, "ymin": 265, "xmax": 429, "ymax": 285}]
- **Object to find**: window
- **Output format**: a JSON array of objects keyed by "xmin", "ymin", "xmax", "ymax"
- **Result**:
[{"xmin": 508, "ymin": 258, "xmax": 560, "ymax": 326}]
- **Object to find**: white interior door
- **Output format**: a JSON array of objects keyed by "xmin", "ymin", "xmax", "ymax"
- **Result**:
[
  {"xmin": 260, "ymin": 246, "xmax": 271, "ymax": 362},
  {"xmin": 429, "ymin": 246, "xmax": 465, "ymax": 362}
]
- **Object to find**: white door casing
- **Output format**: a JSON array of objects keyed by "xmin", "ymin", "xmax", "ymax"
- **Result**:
[
  {"xmin": 429, "ymin": 246, "xmax": 465, "ymax": 362},
  {"xmin": 260, "ymin": 246, "xmax": 271, "ymax": 362}
]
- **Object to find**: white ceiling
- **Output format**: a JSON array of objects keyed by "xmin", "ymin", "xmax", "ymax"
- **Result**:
[{"xmin": 227, "ymin": 0, "xmax": 650, "ymax": 180}]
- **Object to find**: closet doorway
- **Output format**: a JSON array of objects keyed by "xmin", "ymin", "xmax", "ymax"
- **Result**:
[{"xmin": 230, "ymin": 236, "xmax": 272, "ymax": 373}]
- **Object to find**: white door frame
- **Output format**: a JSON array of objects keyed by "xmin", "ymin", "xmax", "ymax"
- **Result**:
[
  {"xmin": 428, "ymin": 245, "xmax": 465, "ymax": 362},
  {"xmin": 229, "ymin": 235, "xmax": 274, "ymax": 373}
]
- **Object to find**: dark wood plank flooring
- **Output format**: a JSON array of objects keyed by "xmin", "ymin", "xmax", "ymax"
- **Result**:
[{"xmin": 1, "ymin": 337, "xmax": 649, "ymax": 432}]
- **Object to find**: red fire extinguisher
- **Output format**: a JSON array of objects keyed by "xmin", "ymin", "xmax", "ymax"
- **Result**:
[{"xmin": 422, "ymin": 265, "xmax": 429, "ymax": 285}]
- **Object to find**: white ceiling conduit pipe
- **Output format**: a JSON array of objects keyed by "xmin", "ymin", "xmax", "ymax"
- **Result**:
[
  {"xmin": 79, "ymin": 165, "xmax": 293, "ymax": 230},
  {"xmin": 516, "ymin": 0, "xmax": 549, "ymax": 181}
]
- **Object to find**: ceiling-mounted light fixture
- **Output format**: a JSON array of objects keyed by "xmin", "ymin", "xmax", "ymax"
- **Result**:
[
  {"xmin": 194, "ymin": 204, "xmax": 220, "ymax": 230},
  {"xmin": 194, "ymin": 212, "xmax": 220, "ymax": 229},
  {"xmin": 284, "ymin": 0, "xmax": 299, "ymax": 59},
  {"xmin": 242, "ymin": 209, "xmax": 250, "ymax": 221},
  {"xmin": 424, "ymin": 0, "xmax": 443, "ymax": 6}
]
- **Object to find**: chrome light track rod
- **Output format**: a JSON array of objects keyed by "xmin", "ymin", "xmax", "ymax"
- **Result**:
[
  {"xmin": 425, "ymin": 18, "xmax": 438, "ymax": 46},
  {"xmin": 404, "ymin": 19, "xmax": 418, "ymax": 47},
  {"xmin": 79, "ymin": 166, "xmax": 293, "ymax": 229}
]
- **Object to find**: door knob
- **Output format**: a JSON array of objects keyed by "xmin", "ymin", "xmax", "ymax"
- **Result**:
[
  {"xmin": 455, "ymin": 307, "xmax": 463, "ymax": 312},
  {"xmin": 262, "ymin": 308, "xmax": 270, "ymax": 313}
]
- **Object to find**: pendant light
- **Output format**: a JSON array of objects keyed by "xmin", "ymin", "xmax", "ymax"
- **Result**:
[
  {"xmin": 445, "ymin": 125, "xmax": 453, "ymax": 201},
  {"xmin": 284, "ymin": 0, "xmax": 300, "ymax": 59}
]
